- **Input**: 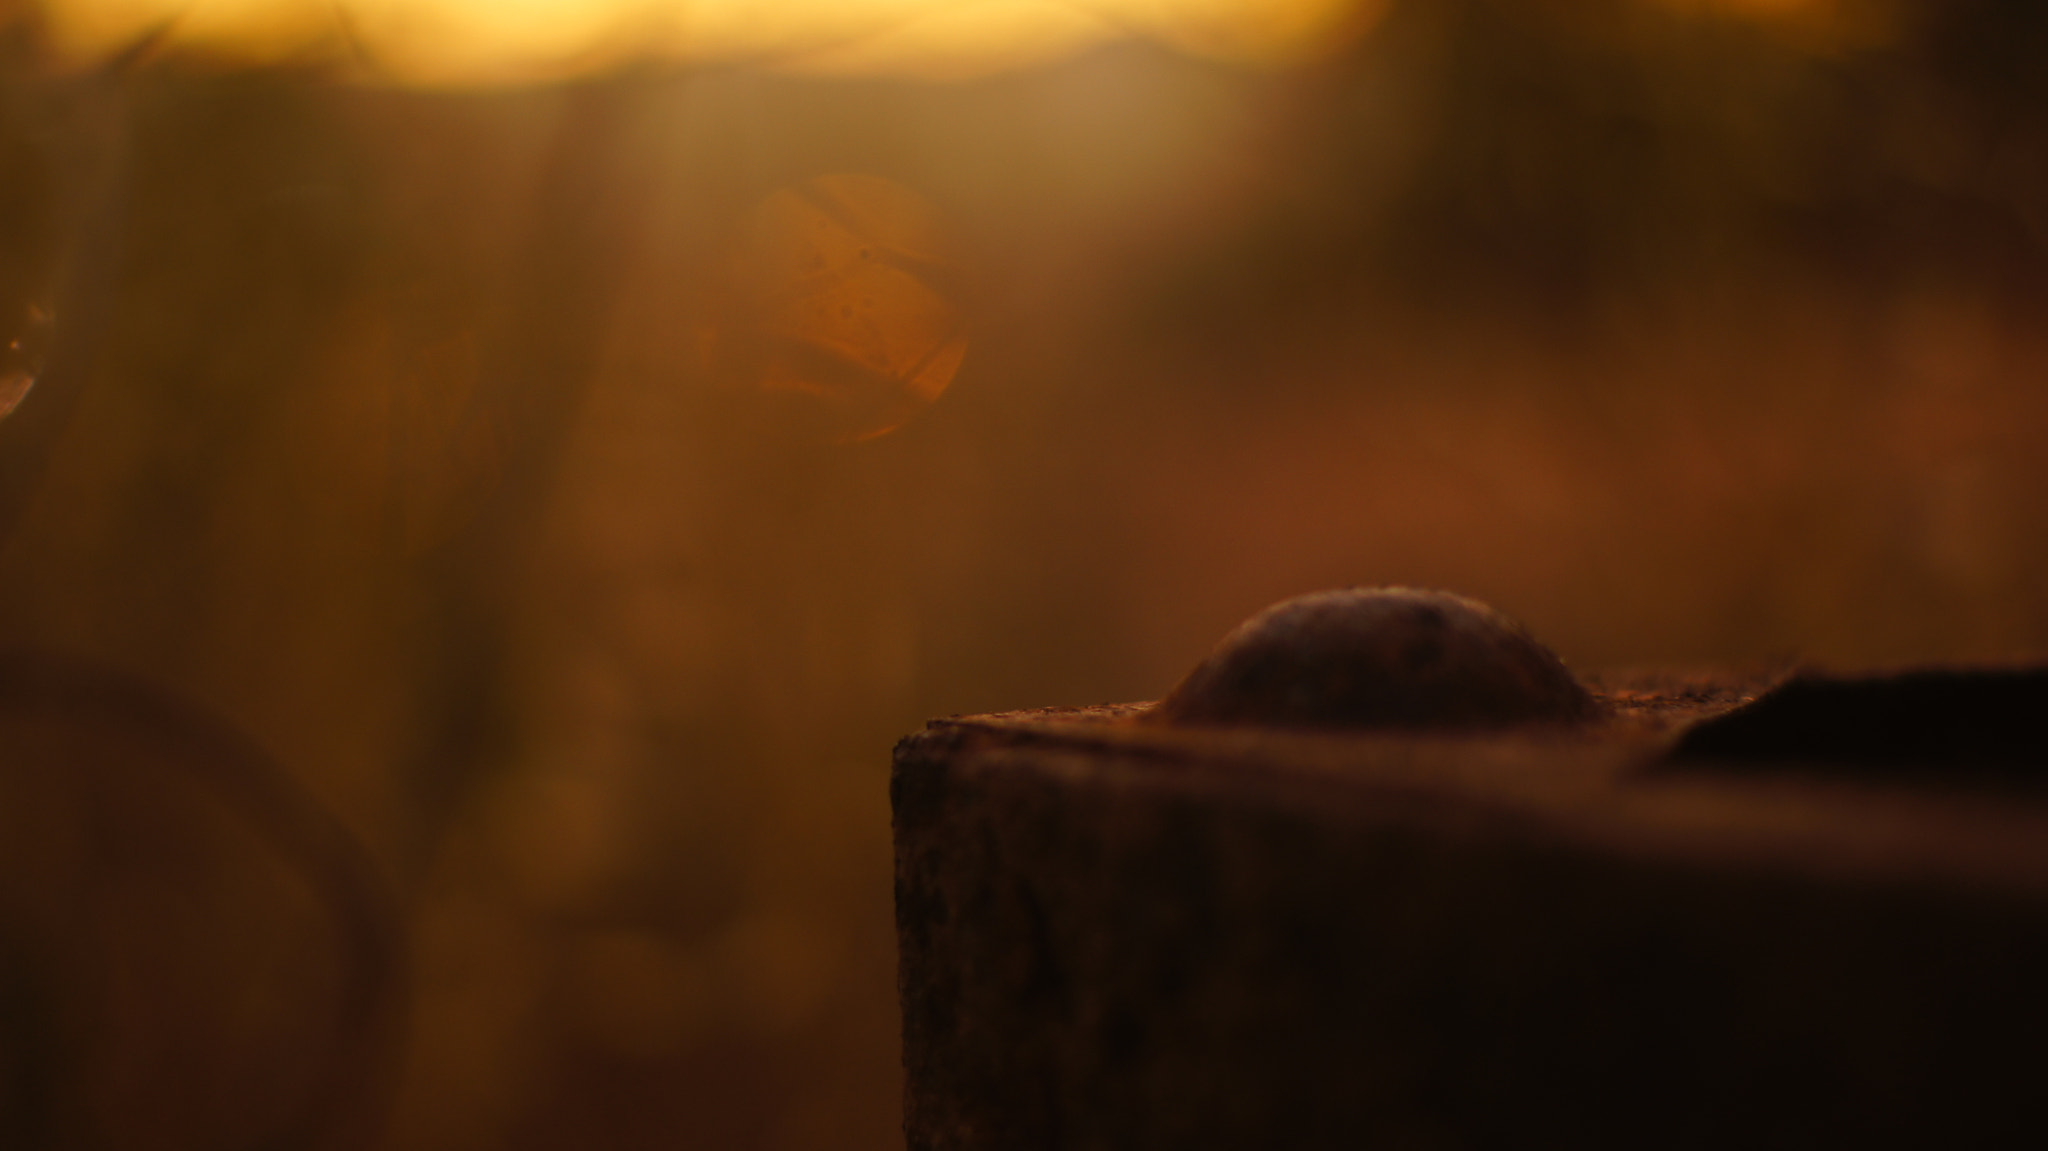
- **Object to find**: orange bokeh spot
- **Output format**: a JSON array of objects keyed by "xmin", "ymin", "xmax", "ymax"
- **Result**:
[{"xmin": 708, "ymin": 173, "xmax": 968, "ymax": 442}]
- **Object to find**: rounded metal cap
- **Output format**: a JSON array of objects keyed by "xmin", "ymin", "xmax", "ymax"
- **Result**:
[{"xmin": 1145, "ymin": 587, "xmax": 1601, "ymax": 731}]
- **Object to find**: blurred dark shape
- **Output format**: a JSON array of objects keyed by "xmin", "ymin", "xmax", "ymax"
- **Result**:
[
  {"xmin": 1139, "ymin": 0, "xmax": 2048, "ymax": 354},
  {"xmin": 1673, "ymin": 664, "xmax": 2048, "ymax": 784},
  {"xmin": 0, "ymin": 653, "xmax": 402, "ymax": 1151},
  {"xmin": 0, "ymin": 27, "xmax": 135, "ymax": 553},
  {"xmin": 707, "ymin": 173, "xmax": 967, "ymax": 443},
  {"xmin": 394, "ymin": 79, "xmax": 654, "ymax": 868}
]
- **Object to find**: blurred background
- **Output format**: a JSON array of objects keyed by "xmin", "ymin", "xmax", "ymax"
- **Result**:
[{"xmin": 3, "ymin": 0, "xmax": 2048, "ymax": 1147}]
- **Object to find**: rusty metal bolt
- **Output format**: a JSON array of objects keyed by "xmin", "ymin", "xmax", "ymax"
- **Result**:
[{"xmin": 1144, "ymin": 587, "xmax": 1602, "ymax": 732}]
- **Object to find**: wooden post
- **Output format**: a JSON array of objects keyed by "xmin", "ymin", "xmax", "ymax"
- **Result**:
[{"xmin": 894, "ymin": 592, "xmax": 2048, "ymax": 1148}]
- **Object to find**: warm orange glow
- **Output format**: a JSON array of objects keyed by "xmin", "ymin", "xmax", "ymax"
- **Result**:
[
  {"xmin": 34, "ymin": 0, "xmax": 1388, "ymax": 84},
  {"xmin": 0, "ymin": 305, "xmax": 50, "ymax": 423},
  {"xmin": 0, "ymin": 372, "xmax": 31, "ymax": 419},
  {"xmin": 707, "ymin": 174, "xmax": 967, "ymax": 442}
]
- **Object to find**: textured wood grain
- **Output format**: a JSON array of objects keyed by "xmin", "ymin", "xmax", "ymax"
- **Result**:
[{"xmin": 895, "ymin": 669, "xmax": 2048, "ymax": 1149}]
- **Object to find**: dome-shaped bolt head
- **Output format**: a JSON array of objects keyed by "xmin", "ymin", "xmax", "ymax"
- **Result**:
[{"xmin": 1145, "ymin": 588, "xmax": 1602, "ymax": 732}]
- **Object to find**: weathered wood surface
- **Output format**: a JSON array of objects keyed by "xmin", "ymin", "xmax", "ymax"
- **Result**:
[{"xmin": 895, "ymin": 669, "xmax": 2048, "ymax": 1149}]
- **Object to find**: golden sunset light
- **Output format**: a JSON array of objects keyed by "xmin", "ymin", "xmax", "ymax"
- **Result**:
[
  {"xmin": 4, "ymin": 2, "xmax": 2043, "ymax": 1149},
  {"xmin": 33, "ymin": 0, "xmax": 1389, "ymax": 83}
]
